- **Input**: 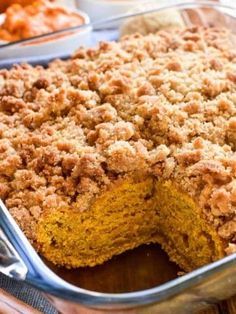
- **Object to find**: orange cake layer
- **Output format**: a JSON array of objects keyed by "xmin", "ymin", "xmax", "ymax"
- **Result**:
[{"xmin": 0, "ymin": 27, "xmax": 235, "ymax": 270}]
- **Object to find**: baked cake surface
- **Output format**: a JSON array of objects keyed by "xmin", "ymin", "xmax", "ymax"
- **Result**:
[{"xmin": 0, "ymin": 27, "xmax": 236, "ymax": 270}]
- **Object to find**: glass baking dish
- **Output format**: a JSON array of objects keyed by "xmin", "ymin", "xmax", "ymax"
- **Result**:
[{"xmin": 1, "ymin": 1, "xmax": 236, "ymax": 313}]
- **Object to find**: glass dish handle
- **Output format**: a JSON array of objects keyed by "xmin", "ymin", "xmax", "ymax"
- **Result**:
[
  {"xmin": 0, "ymin": 200, "xmax": 28, "ymax": 280},
  {"xmin": 0, "ymin": 227, "xmax": 28, "ymax": 280}
]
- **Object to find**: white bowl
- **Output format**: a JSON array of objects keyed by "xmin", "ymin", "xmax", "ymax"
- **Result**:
[
  {"xmin": 0, "ymin": 10, "xmax": 91, "ymax": 60},
  {"xmin": 76, "ymin": 0, "xmax": 148, "ymax": 22},
  {"xmin": 120, "ymin": 0, "xmax": 185, "ymax": 37}
]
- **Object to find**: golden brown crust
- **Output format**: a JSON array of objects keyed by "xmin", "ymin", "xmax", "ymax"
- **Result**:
[{"xmin": 0, "ymin": 27, "xmax": 236, "ymax": 254}]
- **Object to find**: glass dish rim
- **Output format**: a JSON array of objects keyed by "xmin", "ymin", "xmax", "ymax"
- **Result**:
[
  {"xmin": 1, "ymin": 0, "xmax": 236, "ymax": 308},
  {"xmin": 0, "ymin": 0, "xmax": 235, "ymax": 49}
]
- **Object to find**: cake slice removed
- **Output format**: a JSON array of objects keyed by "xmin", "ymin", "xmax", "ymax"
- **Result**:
[{"xmin": 38, "ymin": 177, "xmax": 224, "ymax": 271}]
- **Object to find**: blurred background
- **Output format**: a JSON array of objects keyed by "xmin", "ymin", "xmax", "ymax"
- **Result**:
[{"xmin": 0, "ymin": 0, "xmax": 76, "ymax": 12}]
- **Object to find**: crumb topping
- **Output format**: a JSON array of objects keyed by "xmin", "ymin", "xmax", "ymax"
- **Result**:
[{"xmin": 0, "ymin": 27, "xmax": 236, "ymax": 253}]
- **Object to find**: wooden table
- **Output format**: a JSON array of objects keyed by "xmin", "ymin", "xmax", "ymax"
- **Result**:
[
  {"xmin": 0, "ymin": 287, "xmax": 236, "ymax": 314},
  {"xmin": 199, "ymin": 297, "xmax": 236, "ymax": 314},
  {"xmin": 0, "ymin": 288, "xmax": 41, "ymax": 314}
]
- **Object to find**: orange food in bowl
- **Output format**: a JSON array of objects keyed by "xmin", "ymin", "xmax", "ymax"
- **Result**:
[
  {"xmin": 0, "ymin": 0, "xmax": 33, "ymax": 13},
  {"xmin": 0, "ymin": 0, "xmax": 85, "ymax": 41}
]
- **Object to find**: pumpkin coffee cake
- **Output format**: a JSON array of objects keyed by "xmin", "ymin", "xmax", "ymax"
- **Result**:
[{"xmin": 0, "ymin": 27, "xmax": 236, "ymax": 271}]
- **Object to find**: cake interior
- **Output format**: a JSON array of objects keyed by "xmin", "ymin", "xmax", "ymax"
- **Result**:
[{"xmin": 38, "ymin": 178, "xmax": 224, "ymax": 271}]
